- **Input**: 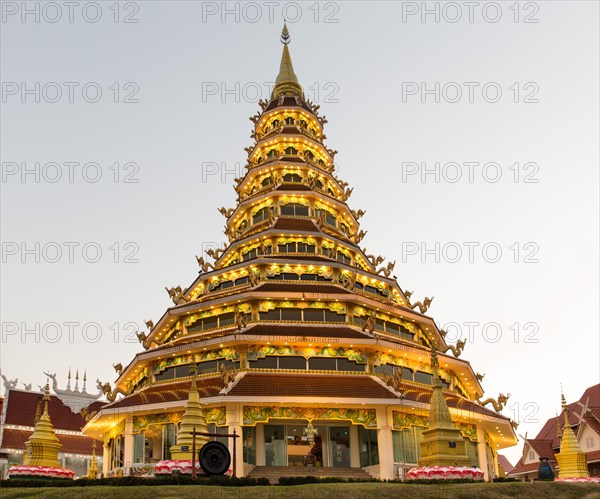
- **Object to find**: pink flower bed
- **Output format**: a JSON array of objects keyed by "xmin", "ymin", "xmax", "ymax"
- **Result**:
[
  {"xmin": 406, "ymin": 466, "xmax": 485, "ymax": 481},
  {"xmin": 154, "ymin": 459, "xmax": 233, "ymax": 477},
  {"xmin": 8, "ymin": 465, "xmax": 74, "ymax": 479},
  {"xmin": 555, "ymin": 476, "xmax": 600, "ymax": 483}
]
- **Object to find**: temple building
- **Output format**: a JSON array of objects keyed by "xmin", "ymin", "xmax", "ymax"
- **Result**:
[
  {"xmin": 0, "ymin": 371, "xmax": 103, "ymax": 478},
  {"xmin": 510, "ymin": 384, "xmax": 600, "ymax": 480},
  {"xmin": 82, "ymin": 25, "xmax": 517, "ymax": 480}
]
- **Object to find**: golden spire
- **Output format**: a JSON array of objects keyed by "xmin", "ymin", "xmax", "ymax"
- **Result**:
[
  {"xmin": 417, "ymin": 343, "xmax": 471, "ymax": 467},
  {"xmin": 87, "ymin": 441, "xmax": 99, "ymax": 479},
  {"xmin": 272, "ymin": 22, "xmax": 303, "ymax": 99},
  {"xmin": 427, "ymin": 344, "xmax": 454, "ymax": 429},
  {"xmin": 25, "ymin": 383, "xmax": 63, "ymax": 468},
  {"xmin": 170, "ymin": 364, "xmax": 209, "ymax": 460},
  {"xmin": 556, "ymin": 387, "xmax": 589, "ymax": 478}
]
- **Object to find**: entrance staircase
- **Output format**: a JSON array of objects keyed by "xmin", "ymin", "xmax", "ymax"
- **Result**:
[{"xmin": 247, "ymin": 466, "xmax": 373, "ymax": 484}]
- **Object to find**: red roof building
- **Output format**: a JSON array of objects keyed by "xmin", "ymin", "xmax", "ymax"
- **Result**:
[
  {"xmin": 0, "ymin": 387, "xmax": 104, "ymax": 479},
  {"xmin": 509, "ymin": 384, "xmax": 600, "ymax": 480}
]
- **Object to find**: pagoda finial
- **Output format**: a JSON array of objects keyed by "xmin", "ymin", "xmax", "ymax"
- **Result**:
[
  {"xmin": 281, "ymin": 21, "xmax": 290, "ymax": 44},
  {"xmin": 272, "ymin": 22, "xmax": 303, "ymax": 98},
  {"xmin": 67, "ymin": 367, "xmax": 72, "ymax": 391}
]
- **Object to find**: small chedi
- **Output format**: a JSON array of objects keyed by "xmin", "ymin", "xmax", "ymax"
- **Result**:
[
  {"xmin": 7, "ymin": 384, "xmax": 74, "ymax": 480},
  {"xmin": 405, "ymin": 346, "xmax": 484, "ymax": 481},
  {"xmin": 555, "ymin": 390, "xmax": 599, "ymax": 483},
  {"xmin": 154, "ymin": 365, "xmax": 210, "ymax": 476}
]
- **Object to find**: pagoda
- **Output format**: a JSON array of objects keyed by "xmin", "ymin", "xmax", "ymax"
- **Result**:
[
  {"xmin": 556, "ymin": 390, "xmax": 590, "ymax": 480},
  {"xmin": 7, "ymin": 384, "xmax": 75, "ymax": 479},
  {"xmin": 82, "ymin": 24, "xmax": 517, "ymax": 481}
]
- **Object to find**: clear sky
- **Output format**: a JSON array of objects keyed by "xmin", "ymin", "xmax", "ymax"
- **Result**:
[{"xmin": 1, "ymin": 1, "xmax": 598, "ymax": 465}]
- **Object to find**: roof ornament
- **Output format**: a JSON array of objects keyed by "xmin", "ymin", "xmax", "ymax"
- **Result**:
[
  {"xmin": 281, "ymin": 21, "xmax": 290, "ymax": 45},
  {"xmin": 42, "ymin": 370, "xmax": 102, "ymax": 413}
]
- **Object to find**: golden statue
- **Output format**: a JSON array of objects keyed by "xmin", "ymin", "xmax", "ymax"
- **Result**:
[
  {"xmin": 475, "ymin": 372, "xmax": 485, "ymax": 382},
  {"xmin": 112, "ymin": 363, "xmax": 123, "ymax": 375},
  {"xmin": 441, "ymin": 338, "xmax": 466, "ymax": 358},
  {"xmin": 234, "ymin": 304, "xmax": 248, "ymax": 330},
  {"xmin": 218, "ymin": 207, "xmax": 235, "ymax": 218},
  {"xmin": 350, "ymin": 208, "xmax": 365, "ymax": 219},
  {"xmin": 362, "ymin": 249, "xmax": 384, "ymax": 267},
  {"xmin": 135, "ymin": 331, "xmax": 147, "ymax": 343},
  {"xmin": 352, "ymin": 230, "xmax": 367, "ymax": 244},
  {"xmin": 409, "ymin": 296, "xmax": 433, "ymax": 314},
  {"xmin": 144, "ymin": 319, "xmax": 154, "ymax": 330},
  {"xmin": 195, "ymin": 256, "xmax": 216, "ymax": 273},
  {"xmin": 361, "ymin": 311, "xmax": 376, "ymax": 334},
  {"xmin": 375, "ymin": 260, "xmax": 396, "ymax": 277},
  {"xmin": 476, "ymin": 393, "xmax": 511, "ymax": 413},
  {"xmin": 165, "ymin": 285, "xmax": 191, "ymax": 305},
  {"xmin": 205, "ymin": 243, "xmax": 227, "ymax": 260}
]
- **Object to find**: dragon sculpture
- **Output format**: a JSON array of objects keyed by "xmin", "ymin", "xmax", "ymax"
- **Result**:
[
  {"xmin": 165, "ymin": 285, "xmax": 191, "ymax": 305},
  {"xmin": 441, "ymin": 338, "xmax": 466, "ymax": 358},
  {"xmin": 476, "ymin": 393, "xmax": 511, "ymax": 413},
  {"xmin": 376, "ymin": 261, "xmax": 396, "ymax": 278}
]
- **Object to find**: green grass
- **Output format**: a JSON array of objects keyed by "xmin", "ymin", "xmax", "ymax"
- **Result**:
[{"xmin": 1, "ymin": 482, "xmax": 599, "ymax": 499}]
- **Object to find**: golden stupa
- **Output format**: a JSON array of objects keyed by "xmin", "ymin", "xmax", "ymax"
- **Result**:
[
  {"xmin": 24, "ymin": 383, "xmax": 62, "ymax": 468},
  {"xmin": 556, "ymin": 391, "xmax": 589, "ymax": 479},
  {"xmin": 418, "ymin": 346, "xmax": 471, "ymax": 467},
  {"xmin": 170, "ymin": 365, "xmax": 209, "ymax": 460}
]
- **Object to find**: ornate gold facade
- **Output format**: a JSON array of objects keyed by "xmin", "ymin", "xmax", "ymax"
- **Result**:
[{"xmin": 82, "ymin": 25, "xmax": 517, "ymax": 480}]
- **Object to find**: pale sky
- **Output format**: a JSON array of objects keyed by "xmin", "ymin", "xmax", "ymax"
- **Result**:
[{"xmin": 1, "ymin": 1, "xmax": 598, "ymax": 465}]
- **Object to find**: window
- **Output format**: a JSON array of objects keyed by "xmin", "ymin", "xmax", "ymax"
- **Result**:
[
  {"xmin": 243, "ymin": 427, "xmax": 256, "ymax": 465},
  {"xmin": 259, "ymin": 306, "xmax": 343, "ymax": 323},
  {"xmin": 252, "ymin": 207, "xmax": 271, "ymax": 224},
  {"xmin": 277, "ymin": 241, "xmax": 315, "ymax": 253},
  {"xmin": 359, "ymin": 427, "xmax": 379, "ymax": 467},
  {"xmin": 280, "ymin": 203, "xmax": 309, "ymax": 216},
  {"xmin": 250, "ymin": 357, "xmax": 278, "ymax": 369},
  {"xmin": 261, "ymin": 176, "xmax": 272, "ymax": 187},
  {"xmin": 282, "ymin": 172, "xmax": 302, "ymax": 183},
  {"xmin": 337, "ymin": 252, "xmax": 351, "ymax": 265},
  {"xmin": 393, "ymin": 428, "xmax": 418, "ymax": 464},
  {"xmin": 309, "ymin": 357, "xmax": 337, "ymax": 370},
  {"xmin": 267, "ymin": 149, "xmax": 278, "ymax": 159},
  {"xmin": 284, "ymin": 116, "xmax": 295, "ymax": 125},
  {"xmin": 304, "ymin": 150, "xmax": 315, "ymax": 161},
  {"xmin": 278, "ymin": 356, "xmax": 307, "ymax": 370},
  {"xmin": 414, "ymin": 371, "xmax": 433, "ymax": 385},
  {"xmin": 284, "ymin": 146, "xmax": 298, "ymax": 155},
  {"xmin": 316, "ymin": 209, "xmax": 337, "ymax": 226}
]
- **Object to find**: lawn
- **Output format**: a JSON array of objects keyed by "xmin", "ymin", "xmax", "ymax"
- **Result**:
[{"xmin": 1, "ymin": 482, "xmax": 599, "ymax": 499}]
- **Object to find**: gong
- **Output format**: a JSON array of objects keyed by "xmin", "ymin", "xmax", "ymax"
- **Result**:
[{"xmin": 199, "ymin": 441, "xmax": 231, "ymax": 475}]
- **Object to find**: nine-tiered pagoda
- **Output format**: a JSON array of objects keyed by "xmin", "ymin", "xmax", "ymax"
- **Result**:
[{"xmin": 82, "ymin": 24, "xmax": 517, "ymax": 480}]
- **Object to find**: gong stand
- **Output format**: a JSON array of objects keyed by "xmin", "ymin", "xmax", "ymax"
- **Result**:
[{"xmin": 190, "ymin": 428, "xmax": 240, "ymax": 478}]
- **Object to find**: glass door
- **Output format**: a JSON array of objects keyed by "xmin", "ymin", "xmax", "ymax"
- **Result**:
[
  {"xmin": 264, "ymin": 425, "xmax": 286, "ymax": 466},
  {"xmin": 329, "ymin": 427, "xmax": 351, "ymax": 468}
]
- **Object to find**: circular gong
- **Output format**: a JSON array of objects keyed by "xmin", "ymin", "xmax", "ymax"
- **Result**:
[{"xmin": 199, "ymin": 441, "xmax": 231, "ymax": 475}]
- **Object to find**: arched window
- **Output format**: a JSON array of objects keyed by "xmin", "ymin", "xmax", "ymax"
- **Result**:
[
  {"xmin": 284, "ymin": 146, "xmax": 298, "ymax": 155},
  {"xmin": 261, "ymin": 176, "xmax": 272, "ymax": 187},
  {"xmin": 284, "ymin": 116, "xmax": 295, "ymax": 125},
  {"xmin": 271, "ymin": 119, "xmax": 280, "ymax": 128}
]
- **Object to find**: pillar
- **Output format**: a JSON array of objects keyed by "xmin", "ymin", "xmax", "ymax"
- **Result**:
[
  {"xmin": 256, "ymin": 424, "xmax": 265, "ymax": 466},
  {"xmin": 102, "ymin": 443, "xmax": 110, "ymax": 476},
  {"xmin": 226, "ymin": 403, "xmax": 245, "ymax": 477},
  {"xmin": 376, "ymin": 407, "xmax": 395, "ymax": 480},
  {"xmin": 476, "ymin": 425, "xmax": 490, "ymax": 481},
  {"xmin": 123, "ymin": 417, "xmax": 134, "ymax": 476},
  {"xmin": 349, "ymin": 425, "xmax": 360, "ymax": 468}
]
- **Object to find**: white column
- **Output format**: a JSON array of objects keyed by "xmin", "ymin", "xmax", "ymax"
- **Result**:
[
  {"xmin": 256, "ymin": 424, "xmax": 265, "ymax": 466},
  {"xmin": 123, "ymin": 417, "xmax": 134, "ymax": 476},
  {"xmin": 349, "ymin": 425, "xmax": 360, "ymax": 468},
  {"xmin": 476, "ymin": 425, "xmax": 490, "ymax": 481},
  {"xmin": 102, "ymin": 443, "xmax": 110, "ymax": 476},
  {"xmin": 376, "ymin": 407, "xmax": 394, "ymax": 480},
  {"xmin": 226, "ymin": 403, "xmax": 245, "ymax": 477}
]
